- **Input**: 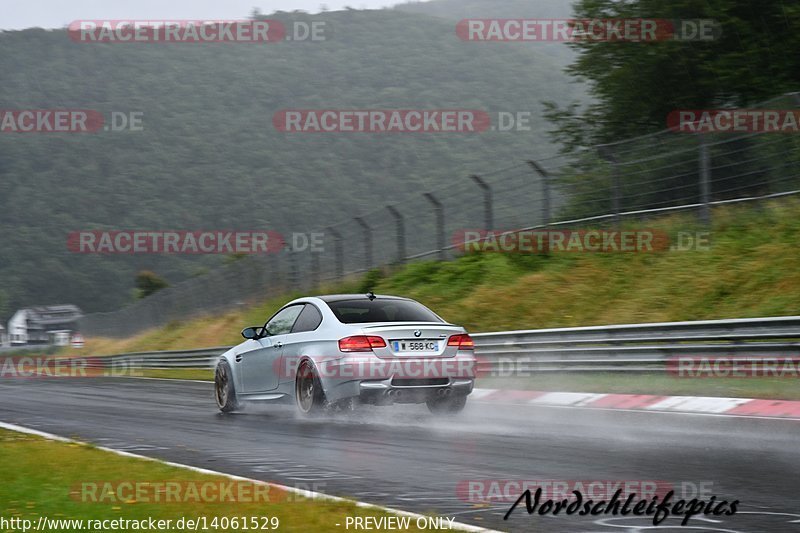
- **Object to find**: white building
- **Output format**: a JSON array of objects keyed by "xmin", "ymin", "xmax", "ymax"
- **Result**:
[
  {"xmin": 8, "ymin": 309, "xmax": 29, "ymax": 345},
  {"xmin": 8, "ymin": 305, "xmax": 83, "ymax": 346}
]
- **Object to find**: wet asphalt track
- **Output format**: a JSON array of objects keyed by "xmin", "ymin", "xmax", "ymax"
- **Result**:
[{"xmin": 0, "ymin": 377, "xmax": 798, "ymax": 532}]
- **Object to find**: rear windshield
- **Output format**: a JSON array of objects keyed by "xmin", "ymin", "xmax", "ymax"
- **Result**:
[{"xmin": 328, "ymin": 299, "xmax": 442, "ymax": 324}]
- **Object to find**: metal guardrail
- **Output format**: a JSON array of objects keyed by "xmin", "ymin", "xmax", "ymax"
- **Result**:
[
  {"xmin": 0, "ymin": 345, "xmax": 53, "ymax": 355},
  {"xmin": 70, "ymin": 316, "xmax": 800, "ymax": 373},
  {"xmin": 472, "ymin": 316, "xmax": 800, "ymax": 373},
  {"xmin": 88, "ymin": 347, "xmax": 228, "ymax": 369}
]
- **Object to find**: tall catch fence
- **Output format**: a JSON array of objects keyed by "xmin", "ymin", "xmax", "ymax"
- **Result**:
[{"xmin": 82, "ymin": 93, "xmax": 800, "ymax": 338}]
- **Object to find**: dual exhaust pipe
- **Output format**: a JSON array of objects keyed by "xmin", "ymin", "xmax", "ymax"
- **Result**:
[{"xmin": 385, "ymin": 388, "xmax": 452, "ymax": 398}]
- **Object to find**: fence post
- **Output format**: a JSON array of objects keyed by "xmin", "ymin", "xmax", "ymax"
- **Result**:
[
  {"xmin": 386, "ymin": 205, "xmax": 406, "ymax": 264},
  {"xmin": 326, "ymin": 226, "xmax": 343, "ymax": 280},
  {"xmin": 310, "ymin": 249, "xmax": 320, "ymax": 291},
  {"xmin": 698, "ymin": 133, "xmax": 711, "ymax": 226},
  {"xmin": 599, "ymin": 146, "xmax": 621, "ymax": 228},
  {"xmin": 527, "ymin": 160, "xmax": 551, "ymax": 227},
  {"xmin": 354, "ymin": 217, "xmax": 373, "ymax": 270},
  {"xmin": 266, "ymin": 253, "xmax": 280, "ymax": 294},
  {"xmin": 424, "ymin": 192, "xmax": 446, "ymax": 260},
  {"xmin": 469, "ymin": 175, "xmax": 493, "ymax": 230},
  {"xmin": 288, "ymin": 250, "xmax": 299, "ymax": 291}
]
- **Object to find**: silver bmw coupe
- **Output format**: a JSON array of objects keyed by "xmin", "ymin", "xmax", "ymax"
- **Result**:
[{"xmin": 214, "ymin": 293, "xmax": 476, "ymax": 415}]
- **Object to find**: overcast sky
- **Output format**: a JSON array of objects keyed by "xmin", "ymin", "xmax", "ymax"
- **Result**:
[{"xmin": 3, "ymin": 0, "xmax": 410, "ymax": 30}]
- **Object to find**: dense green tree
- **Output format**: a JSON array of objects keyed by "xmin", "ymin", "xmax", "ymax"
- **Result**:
[
  {"xmin": 541, "ymin": 0, "xmax": 800, "ymax": 219},
  {"xmin": 134, "ymin": 271, "xmax": 169, "ymax": 299},
  {"xmin": 547, "ymin": 0, "xmax": 800, "ymax": 147}
]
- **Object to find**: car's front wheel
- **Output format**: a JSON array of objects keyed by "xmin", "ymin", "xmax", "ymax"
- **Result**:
[
  {"xmin": 215, "ymin": 359, "xmax": 240, "ymax": 413},
  {"xmin": 426, "ymin": 393, "xmax": 467, "ymax": 415},
  {"xmin": 295, "ymin": 360, "xmax": 326, "ymax": 416}
]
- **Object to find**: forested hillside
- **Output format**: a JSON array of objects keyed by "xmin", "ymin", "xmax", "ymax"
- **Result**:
[
  {"xmin": 396, "ymin": 0, "xmax": 577, "ymax": 67},
  {"xmin": 0, "ymin": 4, "xmax": 584, "ymax": 317}
]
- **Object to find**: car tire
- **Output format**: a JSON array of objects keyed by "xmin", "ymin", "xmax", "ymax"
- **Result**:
[
  {"xmin": 215, "ymin": 359, "xmax": 240, "ymax": 413},
  {"xmin": 426, "ymin": 394, "xmax": 467, "ymax": 415},
  {"xmin": 295, "ymin": 360, "xmax": 326, "ymax": 416}
]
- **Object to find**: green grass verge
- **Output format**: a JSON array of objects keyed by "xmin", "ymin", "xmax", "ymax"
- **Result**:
[
  {"xmin": 0, "ymin": 429, "xmax": 444, "ymax": 532},
  {"xmin": 477, "ymin": 373, "xmax": 800, "ymax": 401},
  {"xmin": 135, "ymin": 368, "xmax": 214, "ymax": 381}
]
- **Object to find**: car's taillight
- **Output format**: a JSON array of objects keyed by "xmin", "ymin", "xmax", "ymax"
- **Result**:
[
  {"xmin": 338, "ymin": 335, "xmax": 387, "ymax": 352},
  {"xmin": 447, "ymin": 334, "xmax": 475, "ymax": 350}
]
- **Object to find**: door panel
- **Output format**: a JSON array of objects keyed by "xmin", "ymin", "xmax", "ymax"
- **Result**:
[
  {"xmin": 239, "ymin": 304, "xmax": 305, "ymax": 393},
  {"xmin": 240, "ymin": 336, "xmax": 285, "ymax": 393},
  {"xmin": 276, "ymin": 331, "xmax": 314, "ymax": 385}
]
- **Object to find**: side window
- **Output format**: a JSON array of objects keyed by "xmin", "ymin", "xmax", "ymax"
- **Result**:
[
  {"xmin": 265, "ymin": 305, "xmax": 304, "ymax": 335},
  {"xmin": 291, "ymin": 304, "xmax": 323, "ymax": 333}
]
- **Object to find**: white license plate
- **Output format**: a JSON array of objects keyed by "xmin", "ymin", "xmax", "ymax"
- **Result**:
[{"xmin": 392, "ymin": 340, "xmax": 440, "ymax": 352}]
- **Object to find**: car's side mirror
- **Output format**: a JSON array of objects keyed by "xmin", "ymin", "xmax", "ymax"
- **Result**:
[{"xmin": 241, "ymin": 327, "xmax": 262, "ymax": 340}]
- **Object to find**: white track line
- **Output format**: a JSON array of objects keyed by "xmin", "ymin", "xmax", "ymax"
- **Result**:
[
  {"xmin": 481, "ymin": 401, "xmax": 800, "ymax": 422},
  {"xmin": 0, "ymin": 421, "xmax": 501, "ymax": 533}
]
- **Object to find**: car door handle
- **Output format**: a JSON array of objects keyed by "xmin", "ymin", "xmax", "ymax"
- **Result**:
[{"xmin": 274, "ymin": 342, "xmax": 283, "ymax": 349}]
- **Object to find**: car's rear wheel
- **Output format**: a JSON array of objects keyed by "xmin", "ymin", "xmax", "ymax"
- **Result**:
[
  {"xmin": 215, "ymin": 359, "xmax": 240, "ymax": 412},
  {"xmin": 426, "ymin": 393, "xmax": 467, "ymax": 415},
  {"xmin": 295, "ymin": 360, "xmax": 326, "ymax": 415}
]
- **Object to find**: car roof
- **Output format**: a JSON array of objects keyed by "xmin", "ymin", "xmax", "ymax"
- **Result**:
[{"xmin": 315, "ymin": 294, "xmax": 410, "ymax": 303}]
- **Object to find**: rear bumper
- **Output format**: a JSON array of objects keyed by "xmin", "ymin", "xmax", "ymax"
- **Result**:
[
  {"xmin": 316, "ymin": 352, "xmax": 477, "ymax": 404},
  {"xmin": 358, "ymin": 377, "xmax": 473, "ymax": 404}
]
